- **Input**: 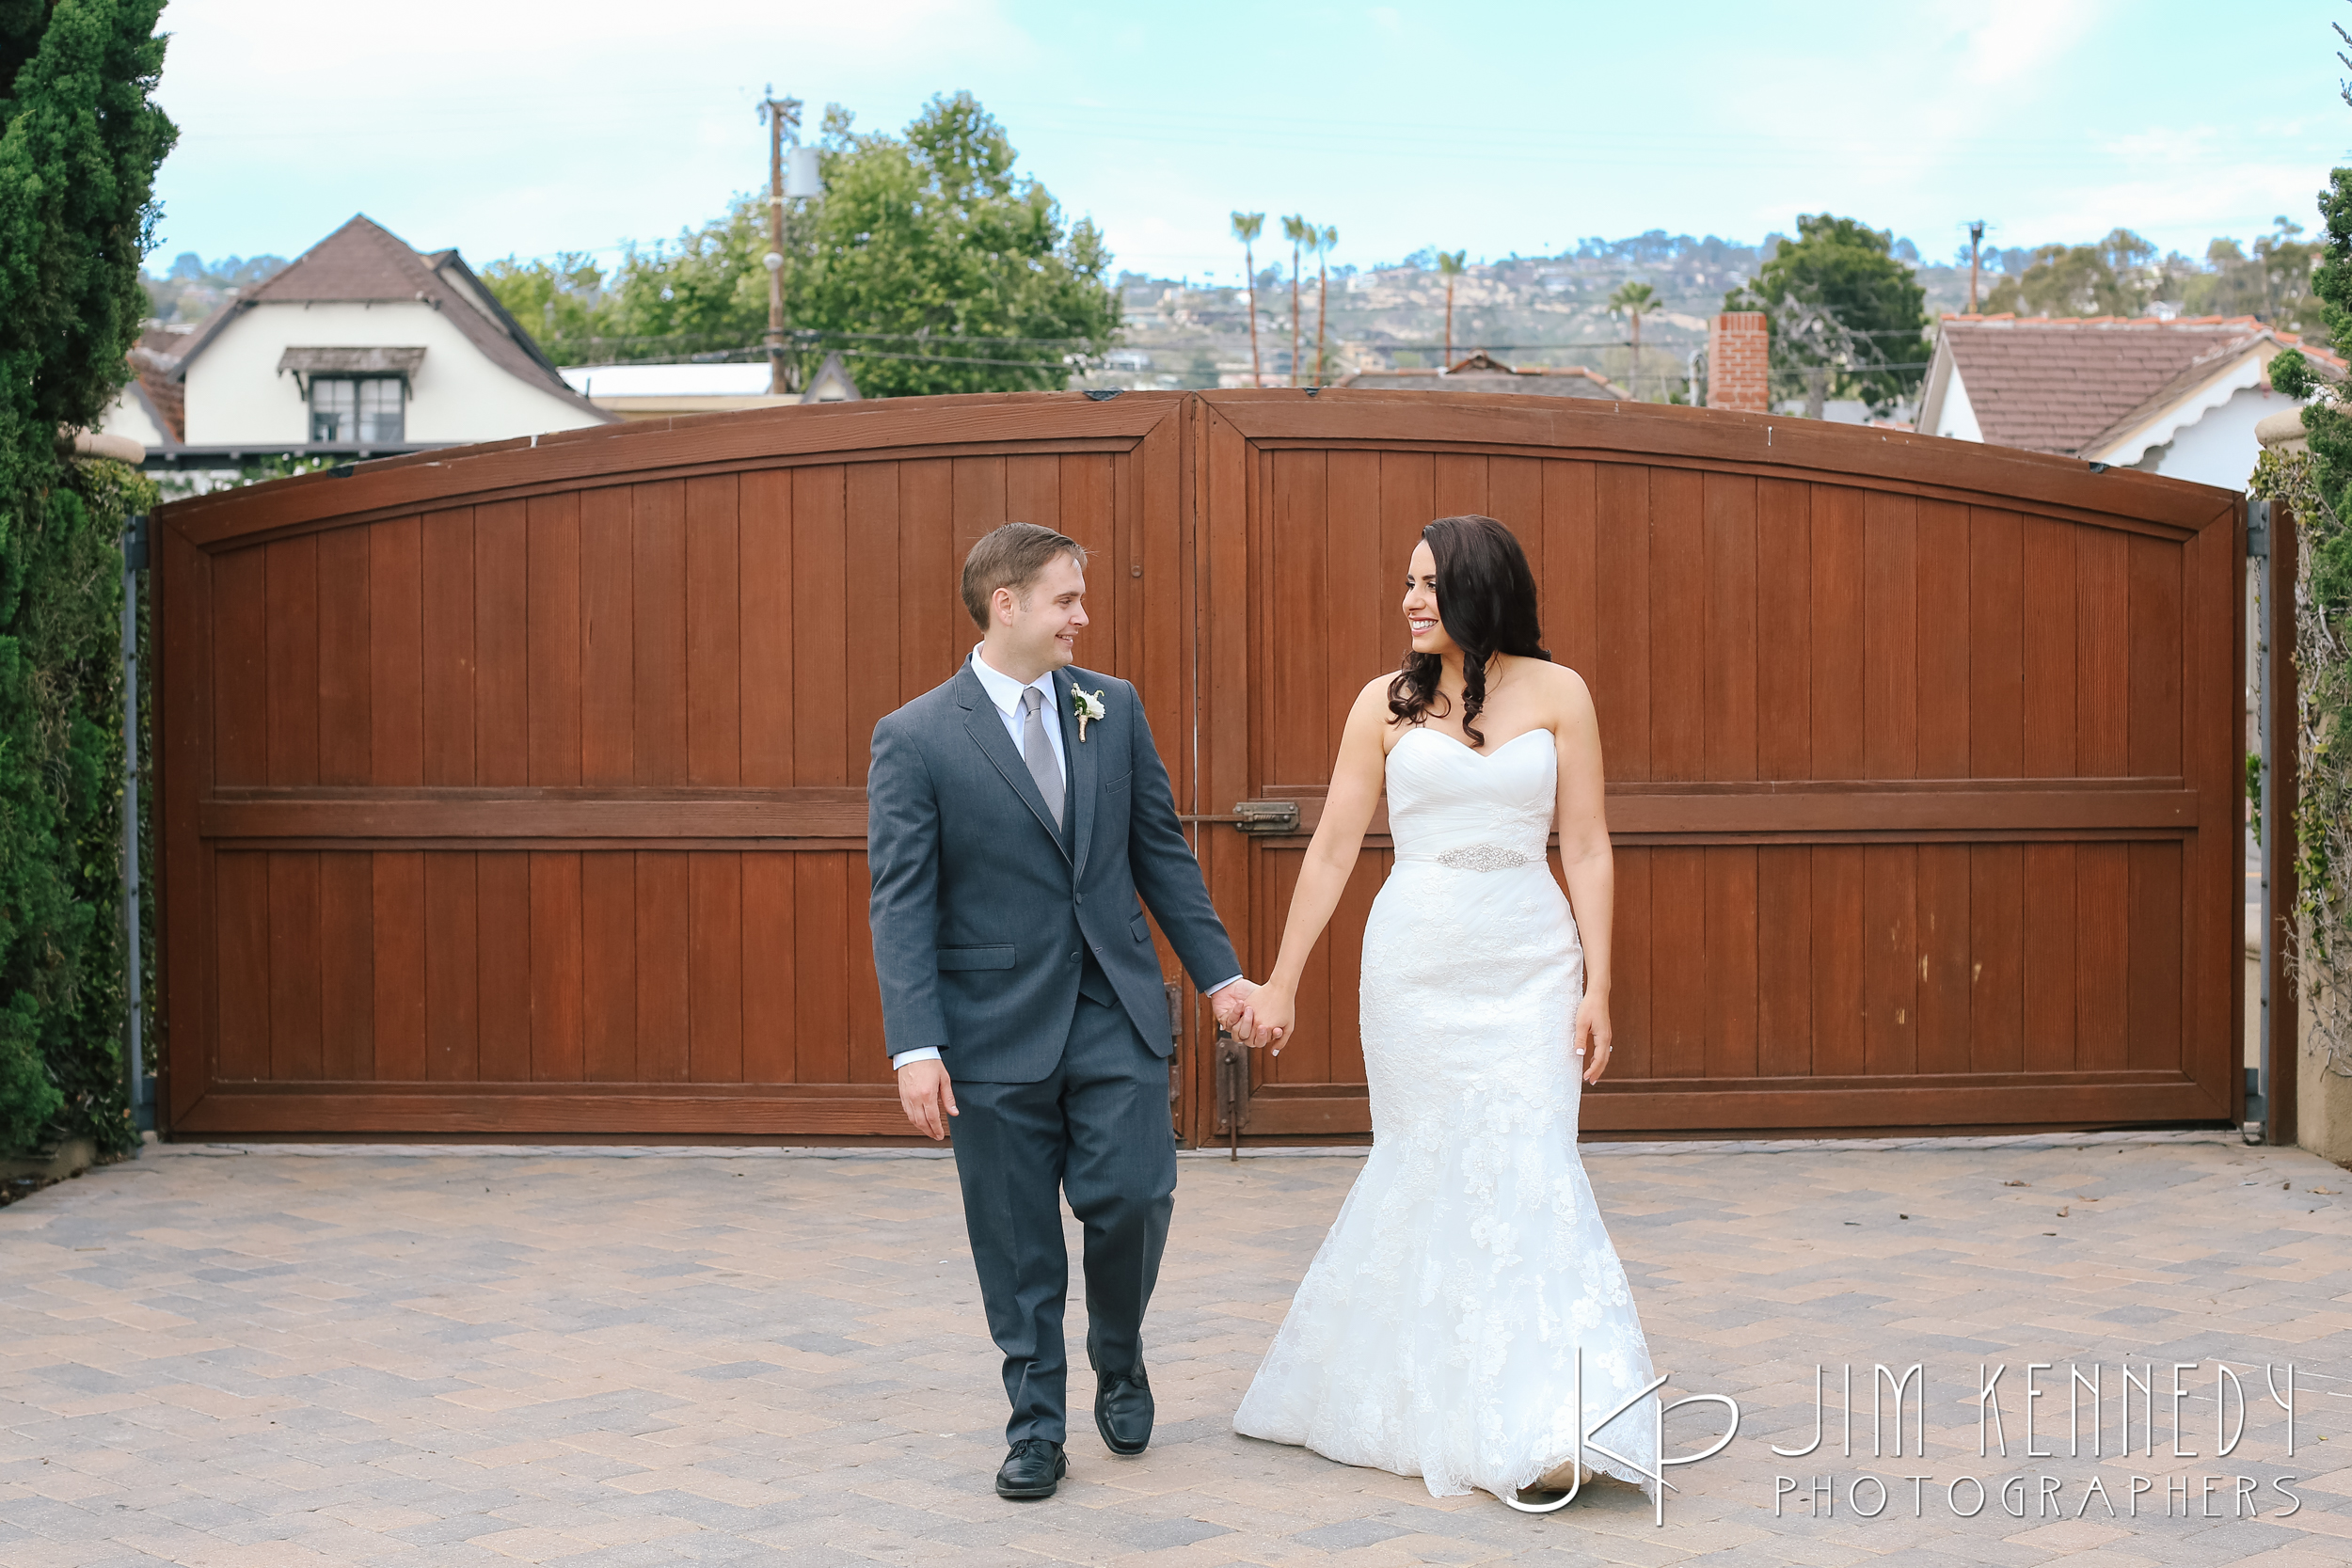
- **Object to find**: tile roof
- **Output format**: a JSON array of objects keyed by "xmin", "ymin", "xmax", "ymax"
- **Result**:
[
  {"xmin": 173, "ymin": 214, "xmax": 611, "ymax": 421},
  {"xmin": 1936, "ymin": 313, "xmax": 2342, "ymax": 457},
  {"xmin": 1334, "ymin": 353, "xmax": 1628, "ymax": 399}
]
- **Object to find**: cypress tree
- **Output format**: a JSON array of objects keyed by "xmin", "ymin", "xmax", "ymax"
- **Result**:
[{"xmin": 0, "ymin": 1, "xmax": 174, "ymax": 1153}]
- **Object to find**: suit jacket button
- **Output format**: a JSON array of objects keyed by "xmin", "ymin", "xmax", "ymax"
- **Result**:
[
  {"xmin": 1071, "ymin": 952, "xmax": 1081, "ymax": 963},
  {"xmin": 1074, "ymin": 893, "xmax": 1084, "ymax": 905}
]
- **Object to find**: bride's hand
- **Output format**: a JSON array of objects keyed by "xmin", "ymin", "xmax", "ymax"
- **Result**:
[
  {"xmin": 1246, "ymin": 983, "xmax": 1297, "ymax": 1054},
  {"xmin": 1573, "ymin": 993, "xmax": 1613, "ymax": 1084}
]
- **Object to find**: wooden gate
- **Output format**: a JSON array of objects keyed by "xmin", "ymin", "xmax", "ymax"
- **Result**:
[
  {"xmin": 1192, "ymin": 392, "xmax": 2241, "ymax": 1139},
  {"xmin": 154, "ymin": 388, "xmax": 2242, "ymax": 1141}
]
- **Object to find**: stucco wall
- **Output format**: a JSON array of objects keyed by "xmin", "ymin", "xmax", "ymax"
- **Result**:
[
  {"xmin": 182, "ymin": 300, "xmax": 603, "ymax": 446},
  {"xmin": 2150, "ymin": 383, "xmax": 2300, "ymax": 491}
]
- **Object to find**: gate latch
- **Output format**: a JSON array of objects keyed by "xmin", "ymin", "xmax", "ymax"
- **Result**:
[{"xmin": 1179, "ymin": 799, "xmax": 1300, "ymax": 834}]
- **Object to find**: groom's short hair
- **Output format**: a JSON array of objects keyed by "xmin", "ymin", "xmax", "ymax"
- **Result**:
[{"xmin": 961, "ymin": 522, "xmax": 1089, "ymax": 628}]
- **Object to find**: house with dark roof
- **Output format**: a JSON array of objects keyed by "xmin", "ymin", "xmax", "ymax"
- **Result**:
[
  {"xmin": 117, "ymin": 214, "xmax": 614, "ymax": 470},
  {"xmin": 1333, "ymin": 350, "xmax": 1629, "ymax": 400},
  {"xmin": 1916, "ymin": 314, "xmax": 2341, "ymax": 489}
]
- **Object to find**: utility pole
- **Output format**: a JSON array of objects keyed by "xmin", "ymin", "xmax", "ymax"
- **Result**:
[
  {"xmin": 760, "ymin": 87, "xmax": 803, "ymax": 396},
  {"xmin": 1966, "ymin": 219, "xmax": 1986, "ymax": 314}
]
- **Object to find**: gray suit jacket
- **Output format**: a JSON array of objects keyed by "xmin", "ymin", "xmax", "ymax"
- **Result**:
[{"xmin": 866, "ymin": 660, "xmax": 1242, "ymax": 1084}]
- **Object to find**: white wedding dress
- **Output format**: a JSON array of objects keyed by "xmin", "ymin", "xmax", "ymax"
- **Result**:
[{"xmin": 1233, "ymin": 725, "xmax": 1660, "ymax": 1502}]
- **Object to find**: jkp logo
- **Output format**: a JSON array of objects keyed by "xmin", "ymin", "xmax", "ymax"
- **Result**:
[{"xmin": 1503, "ymin": 1348, "xmax": 1741, "ymax": 1524}]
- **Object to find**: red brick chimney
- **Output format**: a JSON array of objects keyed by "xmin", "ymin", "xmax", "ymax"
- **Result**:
[{"xmin": 1707, "ymin": 311, "xmax": 1769, "ymax": 413}]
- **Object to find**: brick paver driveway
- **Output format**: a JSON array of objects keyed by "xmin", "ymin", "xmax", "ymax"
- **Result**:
[{"xmin": 4, "ymin": 1130, "xmax": 2349, "ymax": 1566}]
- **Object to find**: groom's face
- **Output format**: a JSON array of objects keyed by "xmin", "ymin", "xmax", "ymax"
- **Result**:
[{"xmin": 997, "ymin": 552, "xmax": 1089, "ymax": 672}]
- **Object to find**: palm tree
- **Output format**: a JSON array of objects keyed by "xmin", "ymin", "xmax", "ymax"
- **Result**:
[
  {"xmin": 1437, "ymin": 250, "xmax": 1467, "ymax": 368},
  {"xmin": 1283, "ymin": 214, "xmax": 1311, "ymax": 387},
  {"xmin": 1608, "ymin": 279, "xmax": 1661, "ymax": 398},
  {"xmin": 1232, "ymin": 212, "xmax": 1265, "ymax": 388},
  {"xmin": 1313, "ymin": 224, "xmax": 1339, "ymax": 387}
]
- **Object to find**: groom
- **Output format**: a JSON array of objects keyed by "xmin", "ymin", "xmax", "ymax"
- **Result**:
[{"xmin": 866, "ymin": 522, "xmax": 1258, "ymax": 1500}]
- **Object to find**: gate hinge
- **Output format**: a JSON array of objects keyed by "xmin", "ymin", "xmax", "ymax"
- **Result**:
[{"xmin": 2248, "ymin": 496, "xmax": 2270, "ymax": 560}]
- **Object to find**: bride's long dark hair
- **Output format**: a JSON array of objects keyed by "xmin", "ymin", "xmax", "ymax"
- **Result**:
[{"xmin": 1387, "ymin": 515, "xmax": 1549, "ymax": 748}]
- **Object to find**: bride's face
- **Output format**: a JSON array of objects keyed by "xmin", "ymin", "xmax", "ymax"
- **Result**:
[{"xmin": 1403, "ymin": 541, "xmax": 1456, "ymax": 657}]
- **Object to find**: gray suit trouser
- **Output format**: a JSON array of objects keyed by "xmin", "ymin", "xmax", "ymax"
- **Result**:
[{"xmin": 946, "ymin": 976, "xmax": 1177, "ymax": 1447}]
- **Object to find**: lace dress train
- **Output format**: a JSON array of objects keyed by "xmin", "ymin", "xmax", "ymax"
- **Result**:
[{"xmin": 1232, "ymin": 727, "xmax": 1660, "ymax": 1502}]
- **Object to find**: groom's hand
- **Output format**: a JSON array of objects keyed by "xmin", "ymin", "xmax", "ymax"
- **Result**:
[
  {"xmin": 898, "ymin": 1059, "xmax": 958, "ymax": 1141},
  {"xmin": 1212, "ymin": 978, "xmax": 1260, "ymax": 1047}
]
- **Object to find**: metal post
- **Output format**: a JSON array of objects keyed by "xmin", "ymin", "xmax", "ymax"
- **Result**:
[
  {"xmin": 760, "ymin": 90, "xmax": 803, "ymax": 397},
  {"xmin": 2266, "ymin": 497, "xmax": 2301, "ymax": 1146},
  {"xmin": 2251, "ymin": 498, "xmax": 2270, "ymax": 1138},
  {"xmin": 121, "ymin": 514, "xmax": 148, "ymax": 1131}
]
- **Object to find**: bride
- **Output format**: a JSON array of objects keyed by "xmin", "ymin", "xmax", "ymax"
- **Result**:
[{"xmin": 1231, "ymin": 514, "xmax": 1659, "ymax": 1507}]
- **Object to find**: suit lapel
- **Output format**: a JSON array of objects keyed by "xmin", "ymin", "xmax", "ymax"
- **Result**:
[
  {"xmin": 955, "ymin": 660, "xmax": 1073, "ymax": 863},
  {"xmin": 1059, "ymin": 668, "xmax": 1098, "ymax": 875}
]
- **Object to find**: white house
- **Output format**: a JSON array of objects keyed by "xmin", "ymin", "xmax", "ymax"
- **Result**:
[
  {"xmin": 561, "ymin": 351, "xmax": 861, "ymax": 420},
  {"xmin": 1916, "ymin": 313, "xmax": 2341, "ymax": 489},
  {"xmin": 145, "ymin": 214, "xmax": 613, "ymax": 466}
]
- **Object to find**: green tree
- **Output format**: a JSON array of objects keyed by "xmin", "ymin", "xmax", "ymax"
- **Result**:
[
  {"xmin": 2177, "ymin": 219, "xmax": 2326, "ymax": 340},
  {"xmin": 481, "ymin": 93, "xmax": 1120, "ymax": 396},
  {"xmin": 1982, "ymin": 229, "xmax": 2164, "ymax": 318},
  {"xmin": 1312, "ymin": 223, "xmax": 1338, "ymax": 387},
  {"xmin": 0, "ymin": 0, "xmax": 175, "ymax": 1153},
  {"xmin": 1232, "ymin": 211, "xmax": 1264, "ymax": 387},
  {"xmin": 1724, "ymin": 214, "xmax": 1929, "ymax": 413},
  {"xmin": 1608, "ymin": 279, "xmax": 1660, "ymax": 397},
  {"xmin": 1281, "ymin": 214, "xmax": 1311, "ymax": 386},
  {"xmin": 1437, "ymin": 249, "xmax": 1467, "ymax": 366}
]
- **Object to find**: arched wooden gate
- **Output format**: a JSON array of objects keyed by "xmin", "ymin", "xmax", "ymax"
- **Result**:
[{"xmin": 153, "ymin": 389, "xmax": 2244, "ymax": 1141}]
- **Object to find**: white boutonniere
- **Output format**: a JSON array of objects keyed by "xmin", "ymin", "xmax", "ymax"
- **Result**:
[{"xmin": 1073, "ymin": 685, "xmax": 1106, "ymax": 741}]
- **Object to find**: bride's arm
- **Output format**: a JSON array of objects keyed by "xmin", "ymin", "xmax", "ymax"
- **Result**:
[
  {"xmin": 1552, "ymin": 668, "xmax": 1615, "ymax": 1083},
  {"xmin": 1243, "ymin": 680, "xmax": 1391, "ymax": 1051}
]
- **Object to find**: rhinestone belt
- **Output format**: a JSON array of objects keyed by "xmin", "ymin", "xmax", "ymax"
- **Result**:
[{"xmin": 1431, "ymin": 843, "xmax": 1535, "ymax": 872}]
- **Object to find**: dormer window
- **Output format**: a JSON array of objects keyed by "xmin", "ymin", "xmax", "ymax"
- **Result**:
[{"xmin": 310, "ymin": 376, "xmax": 405, "ymax": 442}]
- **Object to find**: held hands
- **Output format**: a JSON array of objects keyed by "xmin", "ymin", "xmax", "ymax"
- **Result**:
[
  {"xmin": 1572, "ymin": 992, "xmax": 1613, "ymax": 1085},
  {"xmin": 1218, "ymin": 978, "xmax": 1296, "ymax": 1054}
]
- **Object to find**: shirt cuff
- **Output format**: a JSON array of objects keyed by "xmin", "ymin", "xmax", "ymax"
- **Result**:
[
  {"xmin": 1204, "ymin": 974, "xmax": 1245, "ymax": 997},
  {"xmin": 891, "ymin": 1047, "xmax": 944, "ymax": 1070}
]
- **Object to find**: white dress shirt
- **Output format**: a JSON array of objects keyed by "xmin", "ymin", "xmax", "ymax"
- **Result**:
[{"xmin": 891, "ymin": 645, "xmax": 1240, "ymax": 1072}]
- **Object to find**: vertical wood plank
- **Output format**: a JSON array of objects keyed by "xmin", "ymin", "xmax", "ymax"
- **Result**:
[
  {"xmin": 369, "ymin": 518, "xmax": 423, "ymax": 786},
  {"xmin": 1649, "ymin": 468, "xmax": 1704, "ymax": 782},
  {"xmin": 1862, "ymin": 845, "xmax": 1916, "ymax": 1073},
  {"xmin": 2076, "ymin": 526, "xmax": 2129, "ymax": 776},
  {"xmin": 845, "ymin": 464, "xmax": 902, "ymax": 791},
  {"xmin": 372, "ymin": 852, "xmax": 425, "ymax": 1079},
  {"xmin": 795, "ymin": 853, "xmax": 850, "ymax": 1082},
  {"xmin": 1756, "ymin": 846, "xmax": 1811, "ymax": 1075},
  {"xmin": 1755, "ymin": 480, "xmax": 1810, "ymax": 781},
  {"xmin": 686, "ymin": 474, "xmax": 742, "ymax": 786},
  {"xmin": 953, "ymin": 453, "xmax": 1009, "ymax": 559},
  {"xmin": 1610, "ymin": 847, "xmax": 1652, "ymax": 1079},
  {"xmin": 1648, "ymin": 847, "xmax": 1706, "ymax": 1076},
  {"xmin": 1541, "ymin": 459, "xmax": 1598, "ymax": 680},
  {"xmin": 690, "ymin": 852, "xmax": 744, "ymax": 1082},
  {"xmin": 529, "ymin": 851, "xmax": 583, "ymax": 1081},
  {"xmin": 316, "ymin": 529, "xmax": 371, "ymax": 784},
  {"xmin": 580, "ymin": 852, "xmax": 636, "ymax": 1080},
  {"xmin": 1432, "ymin": 451, "xmax": 1487, "ymax": 517},
  {"xmin": 527, "ymin": 492, "xmax": 582, "ymax": 785},
  {"xmin": 473, "ymin": 499, "xmax": 529, "ymax": 786},
  {"xmin": 1059, "ymin": 453, "xmax": 1120, "ymax": 673},
  {"xmin": 1702, "ymin": 473, "xmax": 1757, "ymax": 781},
  {"xmin": 847, "ymin": 857, "xmax": 890, "ymax": 1085},
  {"xmin": 2075, "ymin": 844, "xmax": 2130, "ymax": 1069},
  {"xmin": 1704, "ymin": 846, "xmax": 1759, "ymax": 1077},
  {"xmin": 632, "ymin": 481, "xmax": 688, "ymax": 786},
  {"xmin": 1970, "ymin": 508, "xmax": 2025, "ymax": 779},
  {"xmin": 1863, "ymin": 492, "xmax": 1917, "ymax": 779},
  {"xmin": 897, "ymin": 458, "xmax": 960, "ymax": 697},
  {"xmin": 1811, "ymin": 846, "xmax": 1866, "ymax": 1076},
  {"xmin": 1915, "ymin": 499, "xmax": 1969, "ymax": 778},
  {"xmin": 1809, "ymin": 486, "xmax": 1865, "ymax": 779},
  {"xmin": 1006, "ymin": 451, "xmax": 1061, "ymax": 531},
  {"xmin": 318, "ymin": 852, "xmax": 373, "ymax": 1080},
  {"xmin": 1594, "ymin": 465, "xmax": 1652, "ymax": 780},
  {"xmin": 794, "ymin": 466, "xmax": 850, "ymax": 786},
  {"xmin": 215, "ymin": 853, "xmax": 270, "ymax": 1079},
  {"xmin": 265, "ymin": 852, "xmax": 321, "ymax": 1079},
  {"xmin": 2022, "ymin": 515, "xmax": 2078, "ymax": 778},
  {"xmin": 1914, "ymin": 843, "xmax": 1970, "ymax": 1074},
  {"xmin": 1272, "ymin": 450, "xmax": 1330, "ymax": 784},
  {"xmin": 741, "ymin": 854, "xmax": 796, "ymax": 1080},
  {"xmin": 1971, "ymin": 844, "xmax": 2025, "ymax": 1073},
  {"xmin": 2127, "ymin": 840, "xmax": 2184, "ymax": 1071},
  {"xmin": 214, "ymin": 547, "xmax": 268, "ymax": 785},
  {"xmin": 263, "ymin": 537, "xmax": 320, "ymax": 786},
  {"xmin": 2128, "ymin": 534, "xmax": 2184, "ymax": 778},
  {"xmin": 420, "ymin": 509, "xmax": 476, "ymax": 785},
  {"xmin": 423, "ymin": 852, "xmax": 478, "ymax": 1081},
  {"xmin": 476, "ymin": 851, "xmax": 531, "ymax": 1081},
  {"xmin": 635, "ymin": 851, "xmax": 691, "ymax": 1082},
  {"xmin": 1487, "ymin": 456, "xmax": 1545, "ymax": 576},
  {"xmin": 2022, "ymin": 843, "xmax": 2078, "ymax": 1070},
  {"xmin": 1326, "ymin": 451, "xmax": 1384, "ymax": 750},
  {"xmin": 739, "ymin": 467, "xmax": 795, "ymax": 785},
  {"xmin": 580, "ymin": 486, "xmax": 634, "ymax": 785}
]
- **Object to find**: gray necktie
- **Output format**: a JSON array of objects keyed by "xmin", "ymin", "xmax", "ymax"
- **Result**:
[{"xmin": 1020, "ymin": 687, "xmax": 1065, "ymax": 827}]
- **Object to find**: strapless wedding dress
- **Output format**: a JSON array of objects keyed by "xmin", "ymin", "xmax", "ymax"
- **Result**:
[{"xmin": 1232, "ymin": 725, "xmax": 1659, "ymax": 1502}]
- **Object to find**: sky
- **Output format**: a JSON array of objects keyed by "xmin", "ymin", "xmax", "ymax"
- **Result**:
[{"xmin": 152, "ymin": 0, "xmax": 2352, "ymax": 284}]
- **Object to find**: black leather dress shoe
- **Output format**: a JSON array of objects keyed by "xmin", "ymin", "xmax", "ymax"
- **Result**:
[
  {"xmin": 994, "ymin": 1438, "xmax": 1067, "ymax": 1499},
  {"xmin": 1095, "ymin": 1367, "xmax": 1153, "ymax": 1455}
]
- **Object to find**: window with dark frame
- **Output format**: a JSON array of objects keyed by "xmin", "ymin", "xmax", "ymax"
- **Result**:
[{"xmin": 309, "ymin": 376, "xmax": 405, "ymax": 443}]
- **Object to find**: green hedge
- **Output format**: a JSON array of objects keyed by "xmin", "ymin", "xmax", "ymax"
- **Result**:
[{"xmin": 0, "ymin": 1, "xmax": 174, "ymax": 1155}]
